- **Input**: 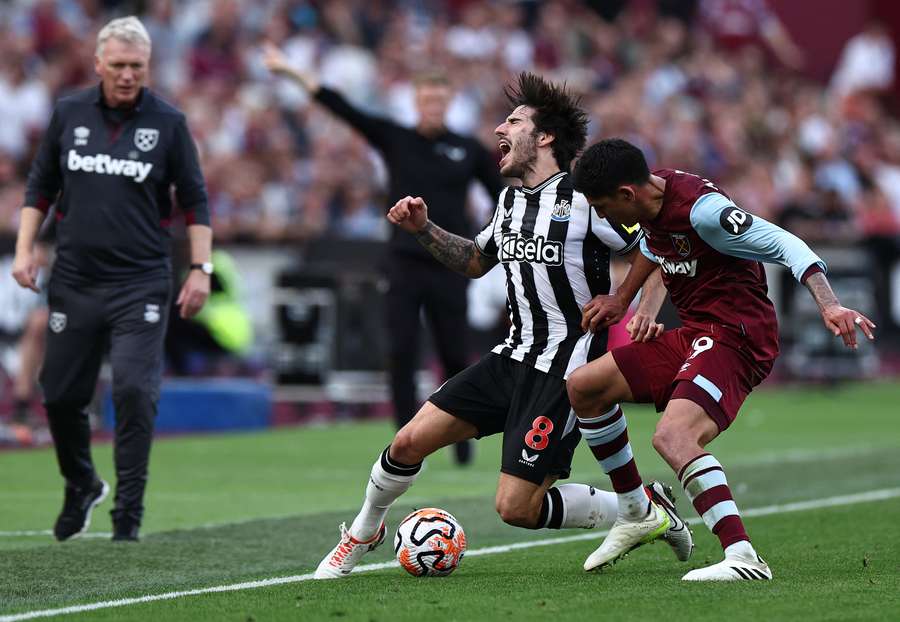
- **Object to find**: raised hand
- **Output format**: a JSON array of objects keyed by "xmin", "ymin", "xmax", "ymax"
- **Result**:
[
  {"xmin": 262, "ymin": 41, "xmax": 293, "ymax": 76},
  {"xmin": 387, "ymin": 196, "xmax": 429, "ymax": 235}
]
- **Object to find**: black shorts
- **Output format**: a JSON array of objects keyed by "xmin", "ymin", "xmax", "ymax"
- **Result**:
[{"xmin": 429, "ymin": 353, "xmax": 580, "ymax": 485}]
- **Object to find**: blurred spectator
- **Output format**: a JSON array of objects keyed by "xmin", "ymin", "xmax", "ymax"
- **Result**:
[
  {"xmin": 143, "ymin": 0, "xmax": 188, "ymax": 94},
  {"xmin": 190, "ymin": 0, "xmax": 244, "ymax": 82},
  {"xmin": 830, "ymin": 21, "xmax": 895, "ymax": 99},
  {"xmin": 495, "ymin": 2, "xmax": 534, "ymax": 71},
  {"xmin": 0, "ymin": 0, "xmax": 895, "ymax": 272},
  {"xmin": 445, "ymin": 3, "xmax": 498, "ymax": 61},
  {"xmin": 699, "ymin": 0, "xmax": 804, "ymax": 69},
  {"xmin": 0, "ymin": 50, "xmax": 50, "ymax": 159},
  {"xmin": 329, "ymin": 179, "xmax": 388, "ymax": 240},
  {"xmin": 0, "ymin": 240, "xmax": 50, "ymax": 446}
]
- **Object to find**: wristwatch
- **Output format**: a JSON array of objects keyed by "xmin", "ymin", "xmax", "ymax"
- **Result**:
[{"xmin": 190, "ymin": 262, "xmax": 214, "ymax": 275}]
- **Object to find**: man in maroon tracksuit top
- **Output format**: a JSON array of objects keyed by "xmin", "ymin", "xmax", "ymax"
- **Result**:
[{"xmin": 566, "ymin": 139, "xmax": 875, "ymax": 581}]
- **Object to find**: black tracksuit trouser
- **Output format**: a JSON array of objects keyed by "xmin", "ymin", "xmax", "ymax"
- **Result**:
[
  {"xmin": 385, "ymin": 256, "xmax": 470, "ymax": 428},
  {"xmin": 41, "ymin": 275, "xmax": 171, "ymax": 527}
]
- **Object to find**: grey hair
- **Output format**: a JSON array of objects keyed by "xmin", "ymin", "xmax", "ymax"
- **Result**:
[{"xmin": 96, "ymin": 16, "xmax": 152, "ymax": 57}]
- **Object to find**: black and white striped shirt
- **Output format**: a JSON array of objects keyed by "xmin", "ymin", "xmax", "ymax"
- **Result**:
[{"xmin": 475, "ymin": 171, "xmax": 642, "ymax": 377}]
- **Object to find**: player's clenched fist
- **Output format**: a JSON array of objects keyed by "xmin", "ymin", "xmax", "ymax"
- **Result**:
[
  {"xmin": 626, "ymin": 312, "xmax": 664, "ymax": 342},
  {"xmin": 581, "ymin": 294, "xmax": 626, "ymax": 333},
  {"xmin": 387, "ymin": 196, "xmax": 429, "ymax": 234}
]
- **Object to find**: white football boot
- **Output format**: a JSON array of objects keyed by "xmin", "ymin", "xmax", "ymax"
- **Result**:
[
  {"xmin": 646, "ymin": 481, "xmax": 694, "ymax": 562},
  {"xmin": 314, "ymin": 522, "xmax": 386, "ymax": 579},
  {"xmin": 682, "ymin": 551, "xmax": 772, "ymax": 581},
  {"xmin": 583, "ymin": 500, "xmax": 670, "ymax": 571}
]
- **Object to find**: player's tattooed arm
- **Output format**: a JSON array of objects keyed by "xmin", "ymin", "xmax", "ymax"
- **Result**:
[
  {"xmin": 415, "ymin": 221, "xmax": 498, "ymax": 278},
  {"xmin": 804, "ymin": 272, "xmax": 840, "ymax": 310},
  {"xmin": 387, "ymin": 196, "xmax": 497, "ymax": 278},
  {"xmin": 805, "ymin": 272, "xmax": 876, "ymax": 349}
]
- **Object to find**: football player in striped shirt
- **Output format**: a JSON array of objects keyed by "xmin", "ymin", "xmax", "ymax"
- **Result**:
[{"xmin": 313, "ymin": 74, "xmax": 692, "ymax": 579}]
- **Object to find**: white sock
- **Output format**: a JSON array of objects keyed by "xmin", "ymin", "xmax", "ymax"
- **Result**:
[
  {"xmin": 561, "ymin": 484, "xmax": 618, "ymax": 529},
  {"xmin": 540, "ymin": 484, "xmax": 618, "ymax": 529},
  {"xmin": 349, "ymin": 447, "xmax": 421, "ymax": 541},
  {"xmin": 617, "ymin": 484, "xmax": 650, "ymax": 521},
  {"xmin": 724, "ymin": 540, "xmax": 757, "ymax": 561}
]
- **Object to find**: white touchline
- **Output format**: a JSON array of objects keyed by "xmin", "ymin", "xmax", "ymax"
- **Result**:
[{"xmin": 2, "ymin": 487, "xmax": 899, "ymax": 622}]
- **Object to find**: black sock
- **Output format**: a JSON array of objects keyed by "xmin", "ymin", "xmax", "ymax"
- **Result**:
[
  {"xmin": 538, "ymin": 488, "xmax": 565, "ymax": 529},
  {"xmin": 381, "ymin": 446, "xmax": 422, "ymax": 476}
]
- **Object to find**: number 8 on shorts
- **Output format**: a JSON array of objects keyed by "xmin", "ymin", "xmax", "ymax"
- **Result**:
[{"xmin": 525, "ymin": 416, "xmax": 554, "ymax": 451}]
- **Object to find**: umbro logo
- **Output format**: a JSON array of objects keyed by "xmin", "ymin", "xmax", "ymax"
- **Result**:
[{"xmin": 74, "ymin": 126, "xmax": 90, "ymax": 146}]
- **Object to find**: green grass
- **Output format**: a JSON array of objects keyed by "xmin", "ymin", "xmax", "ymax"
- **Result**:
[
  {"xmin": 1, "ymin": 381, "xmax": 899, "ymax": 620},
  {"xmin": 75, "ymin": 499, "xmax": 900, "ymax": 622}
]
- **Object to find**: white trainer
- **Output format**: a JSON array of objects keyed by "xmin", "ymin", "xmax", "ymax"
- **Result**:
[
  {"xmin": 314, "ymin": 522, "xmax": 386, "ymax": 579},
  {"xmin": 682, "ymin": 553, "xmax": 772, "ymax": 581},
  {"xmin": 646, "ymin": 481, "xmax": 694, "ymax": 562},
  {"xmin": 583, "ymin": 501, "xmax": 670, "ymax": 571}
]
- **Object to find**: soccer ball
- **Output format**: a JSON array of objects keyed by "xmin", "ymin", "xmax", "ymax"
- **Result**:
[{"xmin": 394, "ymin": 507, "xmax": 467, "ymax": 577}]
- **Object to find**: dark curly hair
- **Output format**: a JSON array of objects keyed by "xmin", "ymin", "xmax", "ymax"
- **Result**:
[
  {"xmin": 572, "ymin": 138, "xmax": 651, "ymax": 198},
  {"xmin": 504, "ymin": 72, "xmax": 588, "ymax": 172}
]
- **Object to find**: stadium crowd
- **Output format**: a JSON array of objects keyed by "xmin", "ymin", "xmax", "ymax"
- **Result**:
[
  {"xmin": 0, "ymin": 0, "xmax": 898, "ymax": 245},
  {"xmin": 1, "ymin": 0, "xmax": 899, "ymax": 445}
]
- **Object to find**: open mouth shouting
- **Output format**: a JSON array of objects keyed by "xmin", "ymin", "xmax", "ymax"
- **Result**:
[{"xmin": 498, "ymin": 139, "xmax": 512, "ymax": 166}]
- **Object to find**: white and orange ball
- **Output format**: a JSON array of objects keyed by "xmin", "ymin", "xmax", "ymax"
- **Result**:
[{"xmin": 394, "ymin": 508, "xmax": 467, "ymax": 577}]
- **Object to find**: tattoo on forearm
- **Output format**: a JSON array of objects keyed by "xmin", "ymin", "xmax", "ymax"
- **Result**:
[
  {"xmin": 805, "ymin": 272, "xmax": 839, "ymax": 309},
  {"xmin": 415, "ymin": 221, "xmax": 488, "ymax": 277},
  {"xmin": 474, "ymin": 252, "xmax": 496, "ymax": 274}
]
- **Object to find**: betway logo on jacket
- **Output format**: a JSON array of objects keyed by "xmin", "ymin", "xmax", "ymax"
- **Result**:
[
  {"xmin": 501, "ymin": 233, "xmax": 563, "ymax": 266},
  {"xmin": 655, "ymin": 255, "xmax": 698, "ymax": 277},
  {"xmin": 67, "ymin": 150, "xmax": 153, "ymax": 183}
]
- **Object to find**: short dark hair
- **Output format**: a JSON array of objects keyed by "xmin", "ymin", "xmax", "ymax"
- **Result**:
[
  {"xmin": 505, "ymin": 72, "xmax": 588, "ymax": 172},
  {"xmin": 572, "ymin": 138, "xmax": 651, "ymax": 198}
]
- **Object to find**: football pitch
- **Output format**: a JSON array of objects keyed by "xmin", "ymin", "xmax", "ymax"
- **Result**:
[{"xmin": 2, "ymin": 381, "xmax": 899, "ymax": 621}]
